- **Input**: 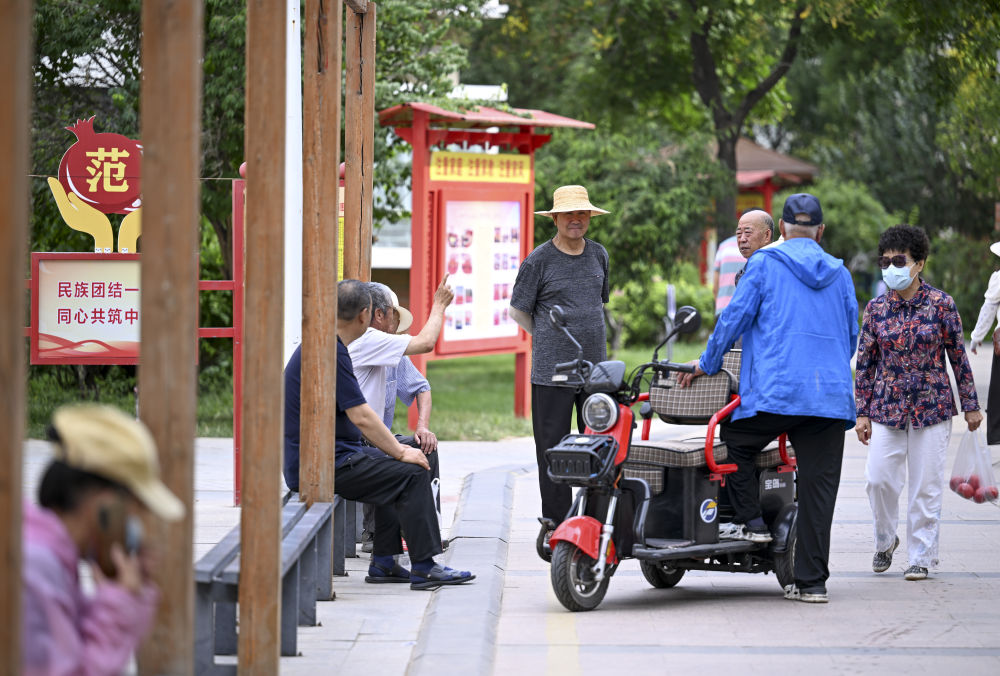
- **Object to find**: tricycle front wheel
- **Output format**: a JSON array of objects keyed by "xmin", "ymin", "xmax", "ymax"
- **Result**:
[{"xmin": 550, "ymin": 541, "xmax": 611, "ymax": 611}]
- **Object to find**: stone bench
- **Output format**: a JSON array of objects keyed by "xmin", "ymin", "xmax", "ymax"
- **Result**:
[{"xmin": 194, "ymin": 497, "xmax": 343, "ymax": 674}]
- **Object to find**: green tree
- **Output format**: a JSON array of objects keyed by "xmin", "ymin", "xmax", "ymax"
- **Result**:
[{"xmin": 467, "ymin": 1, "xmax": 881, "ymax": 238}]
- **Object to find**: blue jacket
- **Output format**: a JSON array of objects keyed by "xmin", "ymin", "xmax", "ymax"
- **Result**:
[{"xmin": 699, "ymin": 237, "xmax": 859, "ymax": 426}]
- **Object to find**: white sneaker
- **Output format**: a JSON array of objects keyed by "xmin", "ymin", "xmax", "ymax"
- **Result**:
[
  {"xmin": 718, "ymin": 522, "xmax": 741, "ymax": 539},
  {"xmin": 719, "ymin": 521, "xmax": 772, "ymax": 543}
]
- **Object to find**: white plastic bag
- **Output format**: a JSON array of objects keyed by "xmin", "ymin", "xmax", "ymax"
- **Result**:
[{"xmin": 949, "ymin": 429, "xmax": 999, "ymax": 506}]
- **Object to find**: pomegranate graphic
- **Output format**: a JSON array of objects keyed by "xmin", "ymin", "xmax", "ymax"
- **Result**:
[{"xmin": 58, "ymin": 117, "xmax": 142, "ymax": 214}]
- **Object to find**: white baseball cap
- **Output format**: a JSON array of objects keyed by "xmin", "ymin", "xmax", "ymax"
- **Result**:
[{"xmin": 387, "ymin": 288, "xmax": 414, "ymax": 334}]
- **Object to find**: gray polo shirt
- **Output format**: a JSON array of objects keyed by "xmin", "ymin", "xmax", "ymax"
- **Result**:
[{"xmin": 510, "ymin": 238, "xmax": 610, "ymax": 385}]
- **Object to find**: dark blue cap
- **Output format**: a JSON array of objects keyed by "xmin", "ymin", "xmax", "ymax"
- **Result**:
[{"xmin": 782, "ymin": 193, "xmax": 823, "ymax": 226}]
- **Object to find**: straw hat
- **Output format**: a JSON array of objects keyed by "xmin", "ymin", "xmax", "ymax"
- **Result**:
[
  {"xmin": 990, "ymin": 242, "xmax": 1000, "ymax": 258},
  {"xmin": 535, "ymin": 185, "xmax": 609, "ymax": 218},
  {"xmin": 50, "ymin": 404, "xmax": 185, "ymax": 521}
]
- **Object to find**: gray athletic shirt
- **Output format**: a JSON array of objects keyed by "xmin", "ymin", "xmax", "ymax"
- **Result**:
[{"xmin": 510, "ymin": 238, "xmax": 610, "ymax": 385}]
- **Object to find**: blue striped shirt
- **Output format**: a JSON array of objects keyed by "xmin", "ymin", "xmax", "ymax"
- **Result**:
[{"xmin": 383, "ymin": 355, "xmax": 430, "ymax": 428}]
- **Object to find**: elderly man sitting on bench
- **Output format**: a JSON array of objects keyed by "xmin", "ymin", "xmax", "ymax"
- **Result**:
[{"xmin": 282, "ymin": 279, "xmax": 474, "ymax": 590}]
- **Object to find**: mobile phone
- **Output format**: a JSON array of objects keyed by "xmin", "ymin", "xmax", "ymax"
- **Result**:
[{"xmin": 94, "ymin": 499, "xmax": 143, "ymax": 577}]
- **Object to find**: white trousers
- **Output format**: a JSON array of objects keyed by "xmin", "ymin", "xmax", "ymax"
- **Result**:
[{"xmin": 866, "ymin": 419, "xmax": 952, "ymax": 568}]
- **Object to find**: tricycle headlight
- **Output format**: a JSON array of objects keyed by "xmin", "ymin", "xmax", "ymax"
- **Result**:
[{"xmin": 582, "ymin": 393, "xmax": 618, "ymax": 433}]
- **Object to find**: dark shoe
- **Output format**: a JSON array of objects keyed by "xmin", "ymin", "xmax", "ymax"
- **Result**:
[
  {"xmin": 410, "ymin": 564, "xmax": 476, "ymax": 590},
  {"xmin": 904, "ymin": 565, "xmax": 928, "ymax": 581},
  {"xmin": 360, "ymin": 530, "xmax": 374, "ymax": 554},
  {"xmin": 364, "ymin": 561, "xmax": 411, "ymax": 584},
  {"xmin": 784, "ymin": 584, "xmax": 829, "ymax": 603},
  {"xmin": 872, "ymin": 535, "xmax": 899, "ymax": 573},
  {"xmin": 536, "ymin": 517, "xmax": 557, "ymax": 562}
]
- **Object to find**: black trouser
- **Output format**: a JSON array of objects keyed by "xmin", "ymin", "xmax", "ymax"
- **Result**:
[
  {"xmin": 362, "ymin": 435, "xmax": 440, "ymax": 534},
  {"xmin": 335, "ymin": 452, "xmax": 442, "ymax": 563},
  {"xmin": 988, "ymin": 353, "xmax": 1000, "ymax": 445},
  {"xmin": 532, "ymin": 384, "xmax": 588, "ymax": 522},
  {"xmin": 721, "ymin": 412, "xmax": 845, "ymax": 591}
]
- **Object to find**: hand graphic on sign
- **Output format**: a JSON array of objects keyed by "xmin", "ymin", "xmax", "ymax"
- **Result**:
[
  {"xmin": 48, "ymin": 177, "xmax": 141, "ymax": 253},
  {"xmin": 48, "ymin": 177, "xmax": 114, "ymax": 253},
  {"xmin": 117, "ymin": 208, "xmax": 142, "ymax": 254}
]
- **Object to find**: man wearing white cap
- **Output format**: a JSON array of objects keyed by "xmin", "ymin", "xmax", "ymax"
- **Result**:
[
  {"xmin": 510, "ymin": 185, "xmax": 611, "ymax": 555},
  {"xmin": 351, "ymin": 281, "xmax": 447, "ymax": 551},
  {"xmin": 22, "ymin": 404, "xmax": 185, "ymax": 676},
  {"xmin": 348, "ymin": 275, "xmax": 452, "ymax": 419}
]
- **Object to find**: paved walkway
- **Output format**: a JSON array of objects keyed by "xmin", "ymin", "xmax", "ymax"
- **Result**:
[{"xmin": 19, "ymin": 350, "xmax": 1000, "ymax": 674}]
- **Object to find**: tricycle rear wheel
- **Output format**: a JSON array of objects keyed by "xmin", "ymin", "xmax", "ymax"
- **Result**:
[
  {"xmin": 550, "ymin": 541, "xmax": 611, "ymax": 611},
  {"xmin": 773, "ymin": 521, "xmax": 797, "ymax": 589},
  {"xmin": 639, "ymin": 560, "xmax": 685, "ymax": 588}
]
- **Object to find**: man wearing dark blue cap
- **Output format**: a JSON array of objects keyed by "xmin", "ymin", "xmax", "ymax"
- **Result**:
[{"xmin": 679, "ymin": 192, "xmax": 858, "ymax": 603}]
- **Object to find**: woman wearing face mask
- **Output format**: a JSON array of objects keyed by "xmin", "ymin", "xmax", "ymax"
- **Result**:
[{"xmin": 854, "ymin": 224, "xmax": 982, "ymax": 582}]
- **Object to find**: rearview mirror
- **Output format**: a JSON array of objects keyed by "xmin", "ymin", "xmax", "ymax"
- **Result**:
[
  {"xmin": 673, "ymin": 306, "xmax": 701, "ymax": 335},
  {"xmin": 549, "ymin": 305, "xmax": 567, "ymax": 329}
]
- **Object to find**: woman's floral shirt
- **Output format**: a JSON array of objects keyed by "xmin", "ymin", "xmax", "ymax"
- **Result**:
[{"xmin": 855, "ymin": 280, "xmax": 979, "ymax": 429}]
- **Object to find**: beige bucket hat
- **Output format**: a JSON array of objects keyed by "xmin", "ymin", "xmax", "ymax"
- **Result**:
[
  {"xmin": 535, "ymin": 185, "xmax": 609, "ymax": 217},
  {"xmin": 51, "ymin": 404, "xmax": 185, "ymax": 521}
]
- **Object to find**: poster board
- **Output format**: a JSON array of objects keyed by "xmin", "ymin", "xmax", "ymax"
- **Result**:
[
  {"xmin": 31, "ymin": 253, "xmax": 141, "ymax": 364},
  {"xmin": 435, "ymin": 185, "xmax": 530, "ymax": 355}
]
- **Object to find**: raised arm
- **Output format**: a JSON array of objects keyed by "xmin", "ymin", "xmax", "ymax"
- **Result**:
[{"xmin": 406, "ymin": 274, "xmax": 454, "ymax": 355}]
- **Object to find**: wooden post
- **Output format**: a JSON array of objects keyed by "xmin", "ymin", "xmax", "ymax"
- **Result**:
[
  {"xmin": 136, "ymin": 2, "xmax": 203, "ymax": 674},
  {"xmin": 0, "ymin": 2, "xmax": 31, "ymax": 672},
  {"xmin": 344, "ymin": 2, "xmax": 376, "ymax": 282},
  {"xmin": 240, "ymin": 0, "xmax": 286, "ymax": 672},
  {"xmin": 300, "ymin": 0, "xmax": 342, "ymax": 515},
  {"xmin": 359, "ymin": 3, "xmax": 375, "ymax": 282}
]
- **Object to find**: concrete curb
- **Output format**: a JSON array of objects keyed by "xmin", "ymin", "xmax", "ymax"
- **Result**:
[{"xmin": 407, "ymin": 464, "xmax": 531, "ymax": 676}]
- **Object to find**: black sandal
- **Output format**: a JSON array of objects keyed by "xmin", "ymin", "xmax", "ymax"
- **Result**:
[
  {"xmin": 364, "ymin": 561, "xmax": 411, "ymax": 584},
  {"xmin": 410, "ymin": 564, "xmax": 476, "ymax": 590}
]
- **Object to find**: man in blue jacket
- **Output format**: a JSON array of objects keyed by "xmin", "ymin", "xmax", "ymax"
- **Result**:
[{"xmin": 679, "ymin": 193, "xmax": 858, "ymax": 603}]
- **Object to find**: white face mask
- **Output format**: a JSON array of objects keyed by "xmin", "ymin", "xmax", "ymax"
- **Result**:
[{"xmin": 882, "ymin": 264, "xmax": 914, "ymax": 291}]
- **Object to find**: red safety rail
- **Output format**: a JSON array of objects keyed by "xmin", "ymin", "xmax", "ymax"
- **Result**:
[
  {"xmin": 706, "ymin": 395, "xmax": 740, "ymax": 479},
  {"xmin": 777, "ymin": 433, "xmax": 795, "ymax": 473},
  {"xmin": 636, "ymin": 392, "xmax": 652, "ymax": 441}
]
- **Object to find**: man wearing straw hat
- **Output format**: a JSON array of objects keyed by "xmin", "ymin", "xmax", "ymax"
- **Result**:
[{"xmin": 510, "ymin": 185, "xmax": 611, "ymax": 554}]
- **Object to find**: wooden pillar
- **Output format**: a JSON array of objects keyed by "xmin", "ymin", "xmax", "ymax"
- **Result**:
[
  {"xmin": 0, "ymin": 2, "xmax": 31, "ymax": 672},
  {"xmin": 343, "ymin": 2, "xmax": 376, "ymax": 281},
  {"xmin": 135, "ymin": 2, "xmax": 203, "ymax": 674},
  {"xmin": 239, "ymin": 1, "xmax": 286, "ymax": 672},
  {"xmin": 300, "ymin": 0, "xmax": 342, "ymax": 516}
]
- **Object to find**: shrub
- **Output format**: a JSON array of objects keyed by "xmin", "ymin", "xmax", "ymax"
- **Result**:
[
  {"xmin": 923, "ymin": 231, "xmax": 998, "ymax": 331},
  {"xmin": 606, "ymin": 263, "xmax": 715, "ymax": 352}
]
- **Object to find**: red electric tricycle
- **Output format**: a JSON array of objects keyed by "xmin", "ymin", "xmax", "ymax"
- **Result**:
[{"xmin": 536, "ymin": 305, "xmax": 798, "ymax": 611}]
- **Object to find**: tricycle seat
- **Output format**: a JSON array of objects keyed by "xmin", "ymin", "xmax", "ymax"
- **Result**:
[{"xmin": 624, "ymin": 438, "xmax": 795, "ymax": 495}]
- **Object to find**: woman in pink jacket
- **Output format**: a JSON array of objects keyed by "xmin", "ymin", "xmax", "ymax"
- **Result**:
[{"xmin": 22, "ymin": 404, "xmax": 184, "ymax": 676}]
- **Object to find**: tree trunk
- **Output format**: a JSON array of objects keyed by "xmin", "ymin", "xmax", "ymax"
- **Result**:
[
  {"xmin": 715, "ymin": 132, "xmax": 739, "ymax": 243},
  {"xmin": 208, "ymin": 217, "xmax": 233, "ymax": 282}
]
